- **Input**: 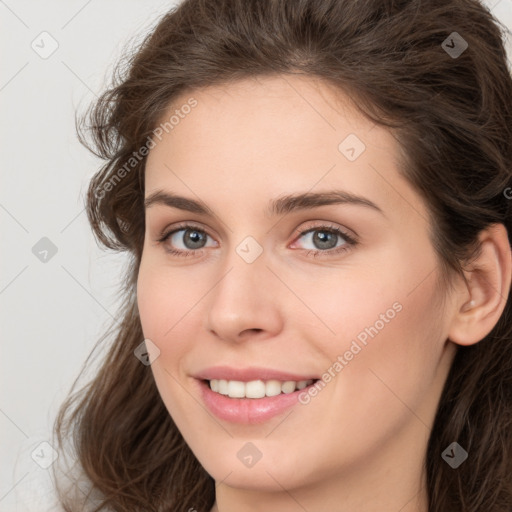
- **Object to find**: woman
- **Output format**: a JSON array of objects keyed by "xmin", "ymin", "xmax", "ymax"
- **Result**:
[{"xmin": 54, "ymin": 0, "xmax": 512, "ymax": 510}]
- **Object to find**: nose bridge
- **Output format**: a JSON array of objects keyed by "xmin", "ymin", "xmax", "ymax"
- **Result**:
[
  {"xmin": 205, "ymin": 234, "xmax": 280, "ymax": 340},
  {"xmin": 214, "ymin": 235, "xmax": 268, "ymax": 308}
]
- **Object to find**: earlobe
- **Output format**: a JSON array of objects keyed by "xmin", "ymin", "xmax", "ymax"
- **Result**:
[{"xmin": 447, "ymin": 223, "xmax": 512, "ymax": 347}]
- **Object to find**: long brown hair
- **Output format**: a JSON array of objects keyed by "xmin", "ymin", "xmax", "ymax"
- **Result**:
[{"xmin": 53, "ymin": 0, "xmax": 512, "ymax": 510}]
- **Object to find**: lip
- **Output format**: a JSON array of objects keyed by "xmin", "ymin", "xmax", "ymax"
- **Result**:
[
  {"xmin": 193, "ymin": 366, "xmax": 320, "ymax": 424},
  {"xmin": 193, "ymin": 365, "xmax": 319, "ymax": 382}
]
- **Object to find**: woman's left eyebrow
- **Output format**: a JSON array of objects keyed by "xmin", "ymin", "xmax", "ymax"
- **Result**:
[
  {"xmin": 269, "ymin": 190, "xmax": 385, "ymax": 217},
  {"xmin": 144, "ymin": 189, "xmax": 385, "ymax": 218}
]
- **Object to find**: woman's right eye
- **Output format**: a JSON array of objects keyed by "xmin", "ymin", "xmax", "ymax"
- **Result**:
[{"xmin": 157, "ymin": 225, "xmax": 217, "ymax": 257}]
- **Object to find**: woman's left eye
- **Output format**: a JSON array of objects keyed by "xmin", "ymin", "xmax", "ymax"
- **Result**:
[
  {"xmin": 156, "ymin": 223, "xmax": 357, "ymax": 258},
  {"xmin": 291, "ymin": 226, "xmax": 357, "ymax": 257}
]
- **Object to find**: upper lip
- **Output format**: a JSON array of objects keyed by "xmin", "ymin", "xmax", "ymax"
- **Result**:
[
  {"xmin": 194, "ymin": 366, "xmax": 318, "ymax": 382},
  {"xmin": 193, "ymin": 366, "xmax": 319, "ymax": 382}
]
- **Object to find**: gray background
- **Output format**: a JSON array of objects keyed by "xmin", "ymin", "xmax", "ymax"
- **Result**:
[{"xmin": 1, "ymin": 0, "xmax": 511, "ymax": 510}]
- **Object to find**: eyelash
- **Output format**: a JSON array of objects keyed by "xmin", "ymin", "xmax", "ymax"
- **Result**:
[{"xmin": 156, "ymin": 222, "xmax": 358, "ymax": 259}]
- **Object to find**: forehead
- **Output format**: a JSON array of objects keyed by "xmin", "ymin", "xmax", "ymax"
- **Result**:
[
  {"xmin": 152, "ymin": 74, "xmax": 375, "ymax": 151},
  {"xmin": 144, "ymin": 74, "xmax": 428, "ymax": 224}
]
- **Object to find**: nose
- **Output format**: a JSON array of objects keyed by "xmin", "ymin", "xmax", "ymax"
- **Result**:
[{"xmin": 204, "ymin": 245, "xmax": 283, "ymax": 344}]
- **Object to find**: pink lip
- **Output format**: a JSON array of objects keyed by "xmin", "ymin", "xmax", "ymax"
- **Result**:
[
  {"xmin": 193, "ymin": 366, "xmax": 320, "ymax": 424},
  {"xmin": 193, "ymin": 365, "xmax": 318, "ymax": 382},
  {"xmin": 196, "ymin": 379, "xmax": 318, "ymax": 424}
]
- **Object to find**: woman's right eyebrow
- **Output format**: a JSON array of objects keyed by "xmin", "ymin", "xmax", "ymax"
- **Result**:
[
  {"xmin": 144, "ymin": 190, "xmax": 211, "ymax": 215},
  {"xmin": 144, "ymin": 189, "xmax": 385, "ymax": 218}
]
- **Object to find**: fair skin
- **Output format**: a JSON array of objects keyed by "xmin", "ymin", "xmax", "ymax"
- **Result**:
[{"xmin": 136, "ymin": 74, "xmax": 511, "ymax": 512}]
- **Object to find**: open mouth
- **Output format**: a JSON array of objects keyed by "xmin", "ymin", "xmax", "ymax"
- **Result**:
[
  {"xmin": 197, "ymin": 376, "xmax": 322, "ymax": 423},
  {"xmin": 204, "ymin": 378, "xmax": 320, "ymax": 399}
]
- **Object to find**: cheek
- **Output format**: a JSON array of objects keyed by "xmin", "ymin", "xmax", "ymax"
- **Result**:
[
  {"xmin": 136, "ymin": 259, "xmax": 205, "ymax": 342},
  {"xmin": 289, "ymin": 277, "xmax": 447, "ymax": 473},
  {"xmin": 136, "ymin": 266, "xmax": 168, "ymax": 341},
  {"xmin": 136, "ymin": 263, "xmax": 195, "ymax": 416},
  {"xmin": 136, "ymin": 259, "xmax": 211, "ymax": 407},
  {"xmin": 309, "ymin": 243, "xmax": 447, "ymax": 420},
  {"xmin": 322, "ymin": 268, "xmax": 446, "ymax": 435}
]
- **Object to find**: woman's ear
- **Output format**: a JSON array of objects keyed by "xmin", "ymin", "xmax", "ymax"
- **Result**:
[{"xmin": 448, "ymin": 223, "xmax": 512, "ymax": 346}]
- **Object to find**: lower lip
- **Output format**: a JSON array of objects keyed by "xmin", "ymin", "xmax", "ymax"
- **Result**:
[{"xmin": 197, "ymin": 379, "xmax": 317, "ymax": 424}]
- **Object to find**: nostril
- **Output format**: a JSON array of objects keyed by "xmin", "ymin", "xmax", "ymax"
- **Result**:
[{"xmin": 240, "ymin": 328, "xmax": 263, "ymax": 336}]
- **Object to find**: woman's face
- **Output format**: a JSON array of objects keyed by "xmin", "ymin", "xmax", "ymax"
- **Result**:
[{"xmin": 137, "ymin": 75, "xmax": 458, "ymax": 500}]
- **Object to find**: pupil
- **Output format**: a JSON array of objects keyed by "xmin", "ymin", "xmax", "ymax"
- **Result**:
[
  {"xmin": 185, "ymin": 230, "xmax": 205, "ymax": 249},
  {"xmin": 313, "ymin": 231, "xmax": 336, "ymax": 249}
]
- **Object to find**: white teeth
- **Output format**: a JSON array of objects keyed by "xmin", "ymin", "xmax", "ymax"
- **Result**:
[
  {"xmin": 227, "ymin": 380, "xmax": 245, "ymax": 398},
  {"xmin": 245, "ymin": 380, "xmax": 266, "ymax": 399},
  {"xmin": 218, "ymin": 380, "xmax": 229, "ymax": 395},
  {"xmin": 208, "ymin": 378, "xmax": 314, "ymax": 398},
  {"xmin": 281, "ymin": 381, "xmax": 296, "ymax": 394},
  {"xmin": 265, "ymin": 379, "xmax": 282, "ymax": 397}
]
